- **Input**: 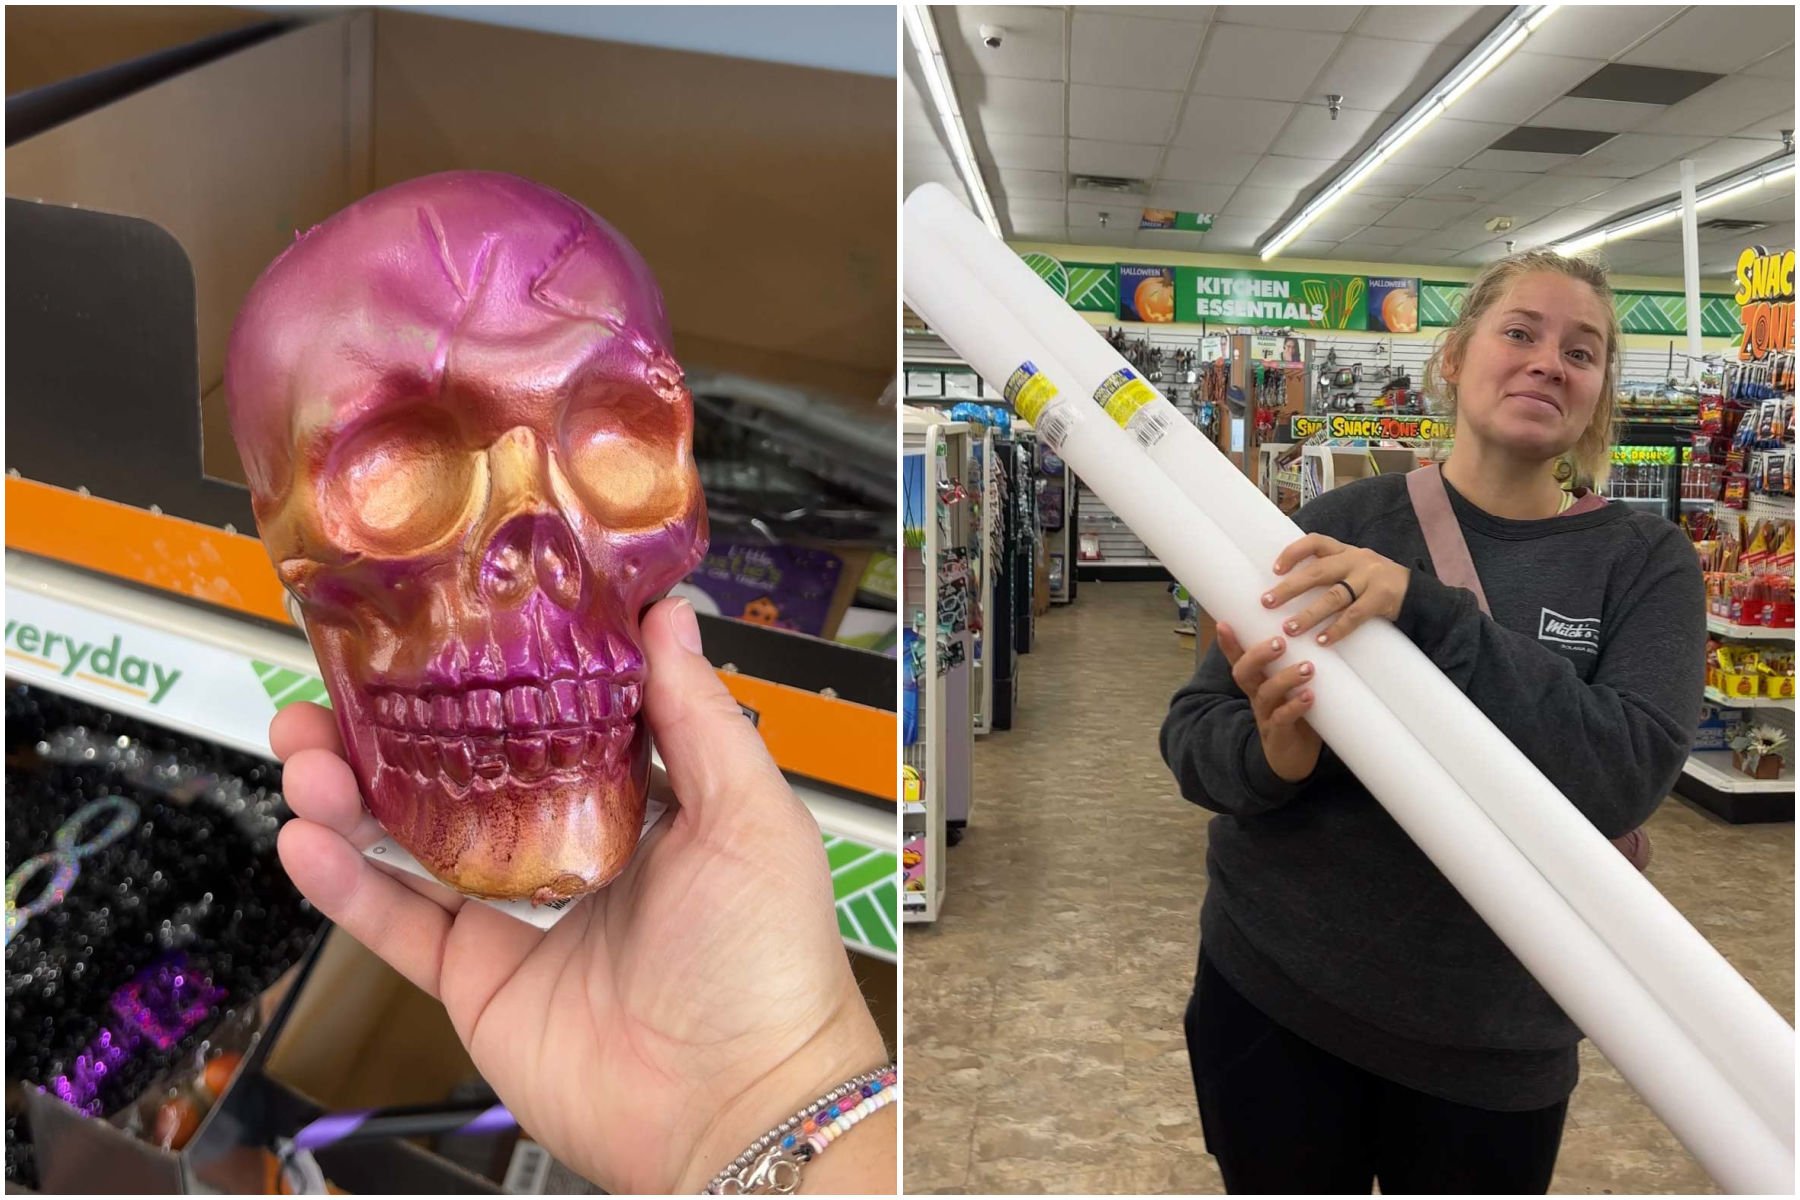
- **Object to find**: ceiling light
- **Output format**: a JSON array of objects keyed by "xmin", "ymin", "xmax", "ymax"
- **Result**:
[
  {"xmin": 1554, "ymin": 155, "xmax": 1795, "ymax": 254},
  {"xmin": 903, "ymin": 5, "xmax": 1003, "ymax": 238},
  {"xmin": 1259, "ymin": 4, "xmax": 1558, "ymax": 261}
]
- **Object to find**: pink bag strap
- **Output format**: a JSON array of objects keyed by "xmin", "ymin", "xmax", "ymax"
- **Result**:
[{"xmin": 1406, "ymin": 463, "xmax": 1492, "ymax": 617}]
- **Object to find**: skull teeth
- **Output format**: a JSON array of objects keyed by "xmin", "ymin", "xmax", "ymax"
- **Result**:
[
  {"xmin": 368, "ymin": 680, "xmax": 639, "ymax": 735},
  {"xmin": 374, "ymin": 723, "xmax": 635, "ymax": 788}
]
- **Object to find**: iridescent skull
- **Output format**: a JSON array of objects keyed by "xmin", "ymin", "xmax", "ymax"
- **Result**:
[{"xmin": 225, "ymin": 171, "xmax": 707, "ymax": 903}]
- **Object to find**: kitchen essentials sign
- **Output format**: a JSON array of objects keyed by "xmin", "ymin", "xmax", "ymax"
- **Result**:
[{"xmin": 1173, "ymin": 266, "xmax": 1369, "ymax": 329}]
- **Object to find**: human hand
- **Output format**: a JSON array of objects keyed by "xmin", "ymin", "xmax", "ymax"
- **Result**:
[
  {"xmin": 1260, "ymin": 534, "xmax": 1411, "ymax": 648},
  {"xmin": 272, "ymin": 598, "xmax": 889, "ymax": 1195},
  {"xmin": 1215, "ymin": 624, "xmax": 1322, "ymax": 784}
]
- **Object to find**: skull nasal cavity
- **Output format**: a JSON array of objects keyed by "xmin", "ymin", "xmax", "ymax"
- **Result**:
[{"xmin": 481, "ymin": 514, "xmax": 582, "ymax": 609}]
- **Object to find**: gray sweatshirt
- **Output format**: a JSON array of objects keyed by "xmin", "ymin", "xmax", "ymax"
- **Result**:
[{"xmin": 1160, "ymin": 472, "xmax": 1706, "ymax": 1111}]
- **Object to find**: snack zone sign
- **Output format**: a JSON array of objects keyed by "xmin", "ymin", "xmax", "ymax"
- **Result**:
[{"xmin": 1733, "ymin": 245, "xmax": 1794, "ymax": 360}]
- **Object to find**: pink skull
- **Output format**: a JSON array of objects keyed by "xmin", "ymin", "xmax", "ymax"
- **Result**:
[{"xmin": 225, "ymin": 171, "xmax": 707, "ymax": 903}]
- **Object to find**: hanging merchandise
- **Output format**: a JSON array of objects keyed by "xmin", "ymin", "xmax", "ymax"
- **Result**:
[{"xmin": 903, "ymin": 628, "xmax": 923, "ymax": 746}]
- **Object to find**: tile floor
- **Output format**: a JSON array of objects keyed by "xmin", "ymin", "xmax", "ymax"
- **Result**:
[{"xmin": 904, "ymin": 581, "xmax": 1794, "ymax": 1195}]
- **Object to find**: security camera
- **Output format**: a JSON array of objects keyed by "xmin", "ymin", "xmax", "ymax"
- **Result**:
[{"xmin": 979, "ymin": 24, "xmax": 1004, "ymax": 48}]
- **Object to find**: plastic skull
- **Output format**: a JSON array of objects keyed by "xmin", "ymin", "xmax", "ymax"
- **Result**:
[{"xmin": 225, "ymin": 171, "xmax": 707, "ymax": 903}]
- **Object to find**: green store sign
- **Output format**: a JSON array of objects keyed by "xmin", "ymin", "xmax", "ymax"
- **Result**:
[
  {"xmin": 1175, "ymin": 266, "xmax": 1367, "ymax": 329},
  {"xmin": 1420, "ymin": 280, "xmax": 1739, "ymax": 337}
]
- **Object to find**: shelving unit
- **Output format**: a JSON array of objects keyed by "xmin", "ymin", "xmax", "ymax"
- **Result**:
[{"xmin": 972, "ymin": 424, "xmax": 997, "ymax": 736}]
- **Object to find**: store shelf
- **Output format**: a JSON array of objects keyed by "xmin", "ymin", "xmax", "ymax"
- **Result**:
[
  {"xmin": 903, "ymin": 801, "xmax": 928, "ymax": 817},
  {"xmin": 1682, "ymin": 750, "xmax": 1794, "ymax": 794},
  {"xmin": 1703, "ymin": 687, "xmax": 1795, "ymax": 712},
  {"xmin": 1707, "ymin": 617, "xmax": 1796, "ymax": 641},
  {"xmin": 6, "ymin": 549, "xmax": 899, "ymax": 960}
]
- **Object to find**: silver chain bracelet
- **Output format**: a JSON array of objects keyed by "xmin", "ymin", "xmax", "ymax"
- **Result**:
[{"xmin": 702, "ymin": 1065, "xmax": 895, "ymax": 1195}]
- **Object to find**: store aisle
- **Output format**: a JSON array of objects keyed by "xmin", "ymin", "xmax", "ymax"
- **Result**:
[{"xmin": 903, "ymin": 582, "xmax": 1794, "ymax": 1196}]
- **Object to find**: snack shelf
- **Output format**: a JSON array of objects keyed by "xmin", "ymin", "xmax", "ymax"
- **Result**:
[
  {"xmin": 1703, "ymin": 687, "xmax": 1795, "ymax": 713},
  {"xmin": 1707, "ymin": 617, "xmax": 1796, "ymax": 641},
  {"xmin": 5, "ymin": 549, "xmax": 898, "ymax": 961},
  {"xmin": 1682, "ymin": 750, "xmax": 1794, "ymax": 795}
]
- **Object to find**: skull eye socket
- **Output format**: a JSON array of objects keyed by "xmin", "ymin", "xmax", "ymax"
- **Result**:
[
  {"xmin": 325, "ymin": 410, "xmax": 475, "ymax": 550},
  {"xmin": 561, "ymin": 392, "xmax": 691, "ymax": 528}
]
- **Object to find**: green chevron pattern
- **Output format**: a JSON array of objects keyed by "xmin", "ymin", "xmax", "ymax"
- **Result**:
[
  {"xmin": 827, "ymin": 835, "xmax": 897, "ymax": 958},
  {"xmin": 252, "ymin": 660, "xmax": 332, "ymax": 710},
  {"xmin": 1065, "ymin": 263, "xmax": 1120, "ymax": 313},
  {"xmin": 1423, "ymin": 281, "xmax": 1737, "ymax": 336},
  {"xmin": 1019, "ymin": 252, "xmax": 1070, "ymax": 298},
  {"xmin": 1420, "ymin": 281, "xmax": 1467, "ymax": 327}
]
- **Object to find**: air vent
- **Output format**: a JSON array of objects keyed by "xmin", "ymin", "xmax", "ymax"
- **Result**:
[
  {"xmin": 1567, "ymin": 64, "xmax": 1721, "ymax": 106},
  {"xmin": 1071, "ymin": 174, "xmax": 1148, "ymax": 194},
  {"xmin": 1700, "ymin": 218, "xmax": 1768, "ymax": 232},
  {"xmin": 1488, "ymin": 126, "xmax": 1618, "ymax": 155}
]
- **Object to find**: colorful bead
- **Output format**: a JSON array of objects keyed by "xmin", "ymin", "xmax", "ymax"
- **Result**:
[{"xmin": 781, "ymin": 1134, "xmax": 795, "ymax": 1150}]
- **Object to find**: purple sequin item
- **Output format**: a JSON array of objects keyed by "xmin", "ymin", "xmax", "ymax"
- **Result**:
[{"xmin": 47, "ymin": 953, "xmax": 226, "ymax": 1115}]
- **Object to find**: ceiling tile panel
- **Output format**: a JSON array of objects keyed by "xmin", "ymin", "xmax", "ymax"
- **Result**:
[
  {"xmin": 1310, "ymin": 37, "xmax": 1446, "ymax": 115},
  {"xmin": 1215, "ymin": 5, "xmax": 1363, "ymax": 33},
  {"xmin": 1530, "ymin": 97, "xmax": 1666, "ymax": 135},
  {"xmin": 1443, "ymin": 53, "xmax": 1605, "ymax": 126},
  {"xmin": 1004, "ymin": 199, "xmax": 1070, "ymax": 237},
  {"xmin": 1387, "ymin": 118, "xmax": 1516, "ymax": 169},
  {"xmin": 1415, "ymin": 168, "xmax": 1538, "ymax": 202},
  {"xmin": 1734, "ymin": 107, "xmax": 1794, "ymax": 141},
  {"xmin": 1350, "ymin": 5, "xmax": 1505, "ymax": 46},
  {"xmin": 1201, "ymin": 214, "xmax": 1278, "ymax": 252},
  {"xmin": 1363, "ymin": 161, "xmax": 1459, "ymax": 191},
  {"xmin": 1639, "ymin": 76, "xmax": 1797, "ymax": 138},
  {"xmin": 997, "ymin": 168, "xmax": 1070, "ymax": 201},
  {"xmin": 1070, "ymin": 83, "xmax": 1183, "ymax": 142},
  {"xmin": 1272, "ymin": 102, "xmax": 1386, "ymax": 161},
  {"xmin": 1745, "ymin": 45, "xmax": 1795, "ymax": 79},
  {"xmin": 1547, "ymin": 132, "xmax": 1716, "ymax": 178},
  {"xmin": 1504, "ymin": 207, "xmax": 1618, "ymax": 245},
  {"xmin": 1067, "ymin": 138, "xmax": 1164, "ymax": 178},
  {"xmin": 1304, "ymin": 211, "xmax": 1380, "ymax": 239},
  {"xmin": 1389, "ymin": 42, "xmax": 1471, "ymax": 115},
  {"xmin": 1173, "ymin": 95, "xmax": 1297, "ymax": 152},
  {"xmin": 1071, "ymin": 10, "xmax": 1207, "ymax": 88},
  {"xmin": 1159, "ymin": 148, "xmax": 1262, "ymax": 185},
  {"xmin": 1376, "ymin": 197, "xmax": 1482, "ymax": 231},
  {"xmin": 939, "ymin": 5, "xmax": 1067, "ymax": 81},
  {"xmin": 1191, "ymin": 24, "xmax": 1343, "ymax": 103},
  {"xmin": 1134, "ymin": 228, "xmax": 1210, "ymax": 252},
  {"xmin": 981, "ymin": 131, "xmax": 1067, "ymax": 172},
  {"xmin": 905, "ymin": 159, "xmax": 971, "ymax": 204},
  {"xmin": 1621, "ymin": 7, "xmax": 1800, "ymax": 74},
  {"xmin": 1076, "ymin": 6, "xmax": 1217, "ymax": 23},
  {"xmin": 1527, "ymin": 5, "xmax": 1681, "ymax": 62},
  {"xmin": 1460, "ymin": 148, "xmax": 1585, "ymax": 173},
  {"xmin": 1146, "ymin": 182, "xmax": 1237, "ymax": 212},
  {"xmin": 957, "ymin": 74, "xmax": 1068, "ymax": 137},
  {"xmin": 1315, "ymin": 192, "xmax": 1406, "ymax": 224},
  {"xmin": 1507, "ymin": 174, "xmax": 1627, "ymax": 206},
  {"xmin": 1283, "ymin": 238, "xmax": 1344, "ymax": 258},
  {"xmin": 1245, "ymin": 155, "xmax": 1338, "ymax": 190},
  {"xmin": 903, "ymin": 70, "xmax": 950, "ymax": 151},
  {"xmin": 1642, "ymin": 138, "xmax": 1790, "ymax": 185},
  {"xmin": 1222, "ymin": 185, "xmax": 1304, "ymax": 219},
  {"xmin": 1344, "ymin": 224, "xmax": 1428, "ymax": 247}
]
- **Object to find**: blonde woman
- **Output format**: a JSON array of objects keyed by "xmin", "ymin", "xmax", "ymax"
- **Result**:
[{"xmin": 1161, "ymin": 250, "xmax": 1705, "ymax": 1194}]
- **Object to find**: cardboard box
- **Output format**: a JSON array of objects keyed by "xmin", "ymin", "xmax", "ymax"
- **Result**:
[
  {"xmin": 5, "ymin": 4, "xmax": 272, "ymax": 96},
  {"xmin": 6, "ymin": 7, "xmax": 894, "ymax": 488}
]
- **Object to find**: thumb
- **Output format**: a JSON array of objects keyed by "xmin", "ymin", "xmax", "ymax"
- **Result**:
[{"xmin": 639, "ymin": 597, "xmax": 790, "ymax": 824}]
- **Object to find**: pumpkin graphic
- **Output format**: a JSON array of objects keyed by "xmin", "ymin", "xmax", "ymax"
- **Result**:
[
  {"xmin": 1382, "ymin": 288, "xmax": 1419, "ymax": 333},
  {"xmin": 1134, "ymin": 274, "xmax": 1175, "ymax": 323}
]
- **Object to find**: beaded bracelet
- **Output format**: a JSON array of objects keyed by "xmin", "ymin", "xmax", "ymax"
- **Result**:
[{"xmin": 703, "ymin": 1065, "xmax": 897, "ymax": 1195}]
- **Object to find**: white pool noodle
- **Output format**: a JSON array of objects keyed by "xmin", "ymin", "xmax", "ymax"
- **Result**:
[
  {"xmin": 906, "ymin": 182, "xmax": 1796, "ymax": 1145},
  {"xmin": 904, "ymin": 225, "xmax": 1795, "ymax": 1194}
]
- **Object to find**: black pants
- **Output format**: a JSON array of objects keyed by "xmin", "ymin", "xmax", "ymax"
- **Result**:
[{"xmin": 1184, "ymin": 953, "xmax": 1568, "ymax": 1195}]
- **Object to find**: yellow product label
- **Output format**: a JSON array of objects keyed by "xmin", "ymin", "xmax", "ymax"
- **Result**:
[
  {"xmin": 1102, "ymin": 379, "xmax": 1159, "ymax": 428},
  {"xmin": 903, "ymin": 764, "xmax": 921, "ymax": 804},
  {"xmin": 1004, "ymin": 360, "xmax": 1059, "ymax": 424}
]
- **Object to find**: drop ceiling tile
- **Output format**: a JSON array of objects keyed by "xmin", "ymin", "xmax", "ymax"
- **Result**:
[
  {"xmin": 1068, "ymin": 139, "xmax": 1164, "ymax": 179},
  {"xmin": 1376, "ymin": 197, "xmax": 1481, "ymax": 231},
  {"xmin": 1528, "ymin": 5, "xmax": 1681, "ymax": 62},
  {"xmin": 1272, "ymin": 103, "xmax": 1385, "ymax": 161},
  {"xmin": 1077, "ymin": 6, "xmax": 1216, "ymax": 23},
  {"xmin": 958, "ymin": 74, "xmax": 1068, "ymax": 137},
  {"xmin": 1708, "ymin": 193, "xmax": 1798, "ymax": 224},
  {"xmin": 998, "ymin": 168, "xmax": 1070, "ymax": 201},
  {"xmin": 1643, "ymin": 138, "xmax": 1791, "ymax": 186},
  {"xmin": 1201, "ymin": 214, "xmax": 1277, "ymax": 252},
  {"xmin": 1346, "ymin": 224, "xmax": 1428, "ymax": 247},
  {"xmin": 1283, "ymin": 238, "xmax": 1343, "ymax": 258},
  {"xmin": 1547, "ymin": 132, "xmax": 1714, "ymax": 178},
  {"xmin": 1245, "ymin": 155, "xmax": 1337, "ymax": 190},
  {"xmin": 1505, "ymin": 207, "xmax": 1617, "ymax": 244},
  {"xmin": 1065, "ymin": 222, "xmax": 1141, "ymax": 248},
  {"xmin": 1352, "ymin": 5, "xmax": 1503, "ymax": 46},
  {"xmin": 1744, "ymin": 45, "xmax": 1794, "ymax": 79},
  {"xmin": 1416, "ymin": 168, "xmax": 1538, "ymax": 202},
  {"xmin": 1444, "ymin": 53, "xmax": 1604, "ymax": 127},
  {"xmin": 1223, "ymin": 185, "xmax": 1303, "ymax": 219},
  {"xmin": 1216, "ymin": 5, "xmax": 1362, "ymax": 33},
  {"xmin": 1531, "ymin": 97, "xmax": 1666, "ymax": 135},
  {"xmin": 1003, "ymin": 199, "xmax": 1068, "ymax": 237},
  {"xmin": 1071, "ymin": 11, "xmax": 1207, "ymax": 89},
  {"xmin": 1449, "ymin": 241, "xmax": 1512, "ymax": 267},
  {"xmin": 1389, "ymin": 43, "xmax": 1471, "ymax": 116},
  {"xmin": 1509, "ymin": 174, "xmax": 1628, "ymax": 206},
  {"xmin": 1303, "ymin": 211, "xmax": 1379, "ymax": 239},
  {"xmin": 1191, "ymin": 24, "xmax": 1343, "ymax": 103},
  {"xmin": 1364, "ymin": 161, "xmax": 1458, "ymax": 190},
  {"xmin": 1640, "ymin": 76, "xmax": 1797, "ymax": 139},
  {"xmin": 905, "ymin": 159, "xmax": 972, "ymax": 204},
  {"xmin": 1070, "ymin": 83, "xmax": 1183, "ymax": 142},
  {"xmin": 1134, "ymin": 228, "xmax": 1210, "ymax": 252},
  {"xmin": 981, "ymin": 131, "xmax": 1067, "ymax": 172},
  {"xmin": 1406, "ymin": 228, "xmax": 1495, "ymax": 253},
  {"xmin": 1387, "ymin": 118, "xmax": 1516, "ymax": 169},
  {"xmin": 1620, "ymin": 7, "xmax": 1800, "ymax": 74},
  {"xmin": 1581, "ymin": 176, "xmax": 1685, "ymax": 215},
  {"xmin": 1335, "ymin": 234, "xmax": 1424, "ymax": 259},
  {"xmin": 904, "ymin": 70, "xmax": 951, "ymax": 151},
  {"xmin": 1147, "ymin": 183, "xmax": 1237, "ymax": 212},
  {"xmin": 939, "ymin": 6, "xmax": 1067, "ymax": 81},
  {"xmin": 1319, "ymin": 192, "xmax": 1405, "ymax": 224},
  {"xmin": 1460, "ymin": 149, "xmax": 1583, "ymax": 173},
  {"xmin": 1172, "ymin": 95, "xmax": 1297, "ymax": 152},
  {"xmin": 1735, "ymin": 108, "xmax": 1795, "ymax": 142},
  {"xmin": 1159, "ymin": 148, "xmax": 1262, "ymax": 185},
  {"xmin": 1357, "ymin": 179, "xmax": 1425, "ymax": 198},
  {"xmin": 1310, "ymin": 37, "xmax": 1445, "ymax": 115}
]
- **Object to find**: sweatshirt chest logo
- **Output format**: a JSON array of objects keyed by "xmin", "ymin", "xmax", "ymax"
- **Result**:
[{"xmin": 1538, "ymin": 608, "xmax": 1600, "ymax": 654}]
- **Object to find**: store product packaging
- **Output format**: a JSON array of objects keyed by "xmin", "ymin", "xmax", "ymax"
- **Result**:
[{"xmin": 905, "ymin": 184, "xmax": 1794, "ymax": 1194}]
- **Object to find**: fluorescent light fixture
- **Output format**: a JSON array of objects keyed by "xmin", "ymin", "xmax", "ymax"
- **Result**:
[
  {"xmin": 903, "ymin": 5, "xmax": 1003, "ymax": 237},
  {"xmin": 1554, "ymin": 155, "xmax": 1796, "ymax": 255},
  {"xmin": 1259, "ymin": 4, "xmax": 1558, "ymax": 260}
]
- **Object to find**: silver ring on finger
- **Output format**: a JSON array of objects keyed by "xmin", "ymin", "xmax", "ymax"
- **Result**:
[{"xmin": 1333, "ymin": 580, "xmax": 1358, "ymax": 607}]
